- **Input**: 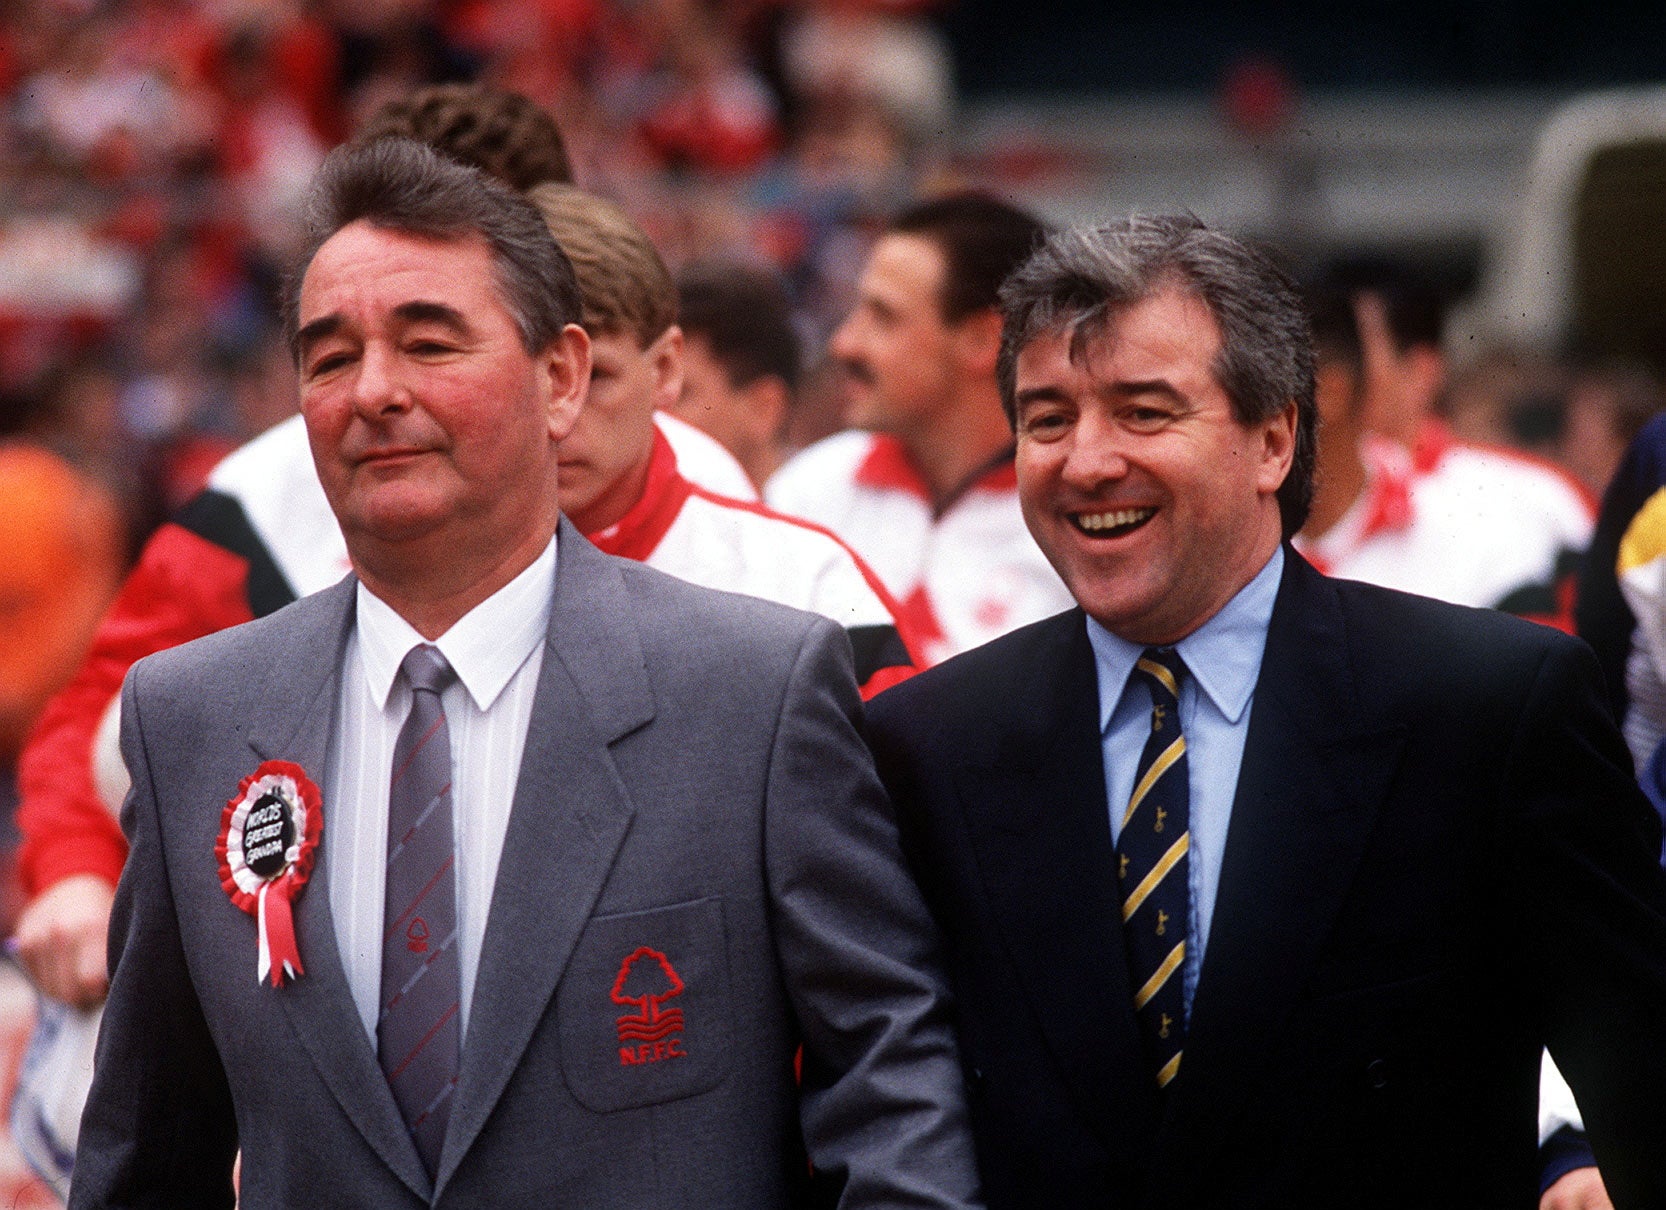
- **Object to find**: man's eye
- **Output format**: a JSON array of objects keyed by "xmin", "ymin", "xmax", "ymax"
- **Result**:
[
  {"xmin": 408, "ymin": 340, "xmax": 454, "ymax": 356},
  {"xmin": 1021, "ymin": 411, "xmax": 1070, "ymax": 438},
  {"xmin": 307, "ymin": 353, "xmax": 351, "ymax": 377},
  {"xmin": 1125, "ymin": 407, "xmax": 1172, "ymax": 430}
]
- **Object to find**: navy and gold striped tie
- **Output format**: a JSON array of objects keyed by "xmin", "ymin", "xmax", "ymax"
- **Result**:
[{"xmin": 1117, "ymin": 647, "xmax": 1189, "ymax": 1089}]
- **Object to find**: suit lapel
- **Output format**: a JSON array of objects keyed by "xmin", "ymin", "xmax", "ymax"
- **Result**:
[
  {"xmin": 247, "ymin": 579, "xmax": 436, "ymax": 1203},
  {"xmin": 1151, "ymin": 553, "xmax": 1406, "ymax": 1192},
  {"xmin": 437, "ymin": 523, "xmax": 652, "ymax": 1193},
  {"xmin": 956, "ymin": 612, "xmax": 1160, "ymax": 1167}
]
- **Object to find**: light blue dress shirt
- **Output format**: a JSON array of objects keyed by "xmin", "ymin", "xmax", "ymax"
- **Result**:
[{"xmin": 1087, "ymin": 545, "xmax": 1283, "ymax": 1019}]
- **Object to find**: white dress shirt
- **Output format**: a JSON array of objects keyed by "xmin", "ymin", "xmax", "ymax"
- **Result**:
[{"xmin": 324, "ymin": 537, "xmax": 555, "ymax": 1044}]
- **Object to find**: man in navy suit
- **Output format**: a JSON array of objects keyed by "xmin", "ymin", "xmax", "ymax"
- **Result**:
[{"xmin": 865, "ymin": 215, "xmax": 1666, "ymax": 1209}]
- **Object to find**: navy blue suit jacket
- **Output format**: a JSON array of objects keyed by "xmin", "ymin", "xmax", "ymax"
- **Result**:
[{"xmin": 867, "ymin": 549, "xmax": 1666, "ymax": 1209}]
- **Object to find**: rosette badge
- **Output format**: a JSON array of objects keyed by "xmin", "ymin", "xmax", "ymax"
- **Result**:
[{"xmin": 217, "ymin": 760, "xmax": 322, "ymax": 987}]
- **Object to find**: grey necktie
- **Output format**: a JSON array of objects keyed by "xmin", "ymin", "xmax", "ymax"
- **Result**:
[{"xmin": 379, "ymin": 644, "xmax": 461, "ymax": 1178}]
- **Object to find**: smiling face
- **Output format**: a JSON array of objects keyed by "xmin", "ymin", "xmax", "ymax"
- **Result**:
[
  {"xmin": 296, "ymin": 220, "xmax": 587, "ymax": 577},
  {"xmin": 1013, "ymin": 284, "xmax": 1294, "ymax": 645}
]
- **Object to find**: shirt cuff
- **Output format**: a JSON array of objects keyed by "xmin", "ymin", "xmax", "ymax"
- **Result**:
[{"xmin": 1539, "ymin": 1125, "xmax": 1597, "ymax": 1196}]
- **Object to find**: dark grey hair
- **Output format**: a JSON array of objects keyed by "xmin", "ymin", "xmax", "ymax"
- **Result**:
[
  {"xmin": 282, "ymin": 137, "xmax": 582, "ymax": 359},
  {"xmin": 996, "ymin": 214, "xmax": 1316, "ymax": 537}
]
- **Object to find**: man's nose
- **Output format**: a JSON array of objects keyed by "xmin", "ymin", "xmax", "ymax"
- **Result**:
[
  {"xmin": 828, "ymin": 312, "xmax": 861, "ymax": 365},
  {"xmin": 351, "ymin": 344, "xmax": 412, "ymax": 416},
  {"xmin": 1060, "ymin": 412, "xmax": 1130, "ymax": 488}
]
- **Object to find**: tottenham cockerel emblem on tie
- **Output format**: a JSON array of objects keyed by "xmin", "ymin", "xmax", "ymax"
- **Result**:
[{"xmin": 1117, "ymin": 647, "xmax": 1190, "ymax": 1089}]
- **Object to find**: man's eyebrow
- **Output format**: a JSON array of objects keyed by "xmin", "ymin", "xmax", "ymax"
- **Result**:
[
  {"xmin": 296, "ymin": 301, "xmax": 475, "ymax": 363},
  {"xmin": 863, "ymin": 292, "xmax": 898, "ymax": 322},
  {"xmin": 1013, "ymin": 384, "xmax": 1069, "ymax": 410},
  {"xmin": 295, "ymin": 314, "xmax": 342, "ymax": 361},
  {"xmin": 392, "ymin": 300, "xmax": 471, "ymax": 332},
  {"xmin": 1106, "ymin": 377, "xmax": 1185, "ymax": 403},
  {"xmin": 1014, "ymin": 377, "xmax": 1188, "ymax": 413}
]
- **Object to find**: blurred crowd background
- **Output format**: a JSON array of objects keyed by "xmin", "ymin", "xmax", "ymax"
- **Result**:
[
  {"xmin": 4, "ymin": 1, "xmax": 1666, "ymax": 569},
  {"xmin": 4, "ymin": 0, "xmax": 1666, "ymax": 1200}
]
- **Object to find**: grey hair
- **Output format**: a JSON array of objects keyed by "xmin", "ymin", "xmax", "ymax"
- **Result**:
[
  {"xmin": 282, "ymin": 137, "xmax": 582, "ymax": 359},
  {"xmin": 996, "ymin": 214, "xmax": 1316, "ymax": 537}
]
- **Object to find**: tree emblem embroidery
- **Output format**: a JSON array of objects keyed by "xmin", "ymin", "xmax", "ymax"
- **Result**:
[{"xmin": 612, "ymin": 946, "xmax": 687, "ymax": 1065}]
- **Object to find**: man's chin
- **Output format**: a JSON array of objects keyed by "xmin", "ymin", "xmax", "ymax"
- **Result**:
[
  {"xmin": 340, "ymin": 493, "xmax": 453, "ymax": 549},
  {"xmin": 352, "ymin": 522, "xmax": 443, "ymax": 552},
  {"xmin": 558, "ymin": 480, "xmax": 623, "ymax": 535},
  {"xmin": 837, "ymin": 394, "xmax": 884, "ymax": 433}
]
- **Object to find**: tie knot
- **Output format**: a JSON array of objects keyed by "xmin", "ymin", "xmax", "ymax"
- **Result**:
[
  {"xmin": 1133, "ymin": 647, "xmax": 1185, "ymax": 703},
  {"xmin": 400, "ymin": 644, "xmax": 457, "ymax": 695}
]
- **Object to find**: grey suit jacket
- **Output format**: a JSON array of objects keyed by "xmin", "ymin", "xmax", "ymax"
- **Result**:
[{"xmin": 70, "ymin": 520, "xmax": 980, "ymax": 1209}]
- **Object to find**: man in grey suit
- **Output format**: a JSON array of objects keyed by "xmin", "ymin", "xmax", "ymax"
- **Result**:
[{"xmin": 69, "ymin": 137, "xmax": 981, "ymax": 1209}]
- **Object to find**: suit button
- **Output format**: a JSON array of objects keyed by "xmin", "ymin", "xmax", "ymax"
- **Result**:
[{"xmin": 1365, "ymin": 1059, "xmax": 1389, "ymax": 1090}]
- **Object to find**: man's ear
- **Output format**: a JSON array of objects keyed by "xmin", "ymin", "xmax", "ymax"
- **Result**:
[
  {"xmin": 543, "ymin": 323, "xmax": 592, "ymax": 442},
  {"xmin": 953, "ymin": 307, "xmax": 1004, "ymax": 378},
  {"xmin": 649, "ymin": 325, "xmax": 685, "ymax": 412},
  {"xmin": 1256, "ymin": 400, "xmax": 1299, "ymax": 496},
  {"xmin": 740, "ymin": 374, "xmax": 791, "ymax": 444}
]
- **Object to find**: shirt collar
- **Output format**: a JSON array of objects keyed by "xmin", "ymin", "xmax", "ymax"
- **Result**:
[
  {"xmin": 1293, "ymin": 438, "xmax": 1415, "ymax": 574},
  {"xmin": 853, "ymin": 434, "xmax": 1019, "ymax": 515},
  {"xmin": 585, "ymin": 427, "xmax": 692, "ymax": 561},
  {"xmin": 355, "ymin": 534, "xmax": 557, "ymax": 713},
  {"xmin": 1086, "ymin": 545, "xmax": 1283, "ymax": 731}
]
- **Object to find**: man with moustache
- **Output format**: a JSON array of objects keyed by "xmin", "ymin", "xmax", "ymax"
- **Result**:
[
  {"xmin": 526, "ymin": 183, "xmax": 918, "ymax": 697},
  {"xmin": 766, "ymin": 193, "xmax": 1071, "ymax": 664},
  {"xmin": 865, "ymin": 215, "xmax": 1666, "ymax": 1208},
  {"xmin": 69, "ymin": 139, "xmax": 980, "ymax": 1209}
]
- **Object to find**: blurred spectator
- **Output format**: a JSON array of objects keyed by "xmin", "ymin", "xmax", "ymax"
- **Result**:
[
  {"xmin": 12, "ymin": 7, "xmax": 216, "ymax": 180},
  {"xmin": 27, "ymin": 354, "xmax": 161, "ymax": 559},
  {"xmin": 529, "ymin": 180, "xmax": 916, "ymax": 692},
  {"xmin": 1296, "ymin": 279, "xmax": 1609, "ymax": 1210},
  {"xmin": 672, "ymin": 258, "xmax": 801, "ymax": 487},
  {"xmin": 352, "ymin": 79, "xmax": 573, "ymax": 187},
  {"xmin": 0, "ymin": 385, "xmax": 124, "ymax": 824},
  {"xmin": 634, "ymin": 5, "xmax": 779, "ymax": 175},
  {"xmin": 327, "ymin": 0, "xmax": 480, "ymax": 132},
  {"xmin": 1448, "ymin": 353, "xmax": 1666, "ymax": 503},
  {"xmin": 1445, "ymin": 345, "xmax": 1571, "ymax": 457},
  {"xmin": 1298, "ymin": 285, "xmax": 1376, "ymax": 554},
  {"xmin": 442, "ymin": 0, "xmax": 605, "ymax": 111},
  {"xmin": 778, "ymin": 0, "xmax": 955, "ymax": 154},
  {"xmin": 0, "ymin": 440, "xmax": 122, "ymax": 779},
  {"xmin": 1560, "ymin": 363, "xmax": 1666, "ymax": 500},
  {"xmin": 1299, "ymin": 278, "xmax": 1593, "ymax": 627},
  {"xmin": 766, "ymin": 191, "xmax": 1071, "ymax": 664},
  {"xmin": 1578, "ymin": 411, "xmax": 1666, "ymax": 752},
  {"xmin": 1341, "ymin": 260, "xmax": 1450, "ymax": 463},
  {"xmin": 217, "ymin": 17, "xmax": 333, "ymax": 262}
]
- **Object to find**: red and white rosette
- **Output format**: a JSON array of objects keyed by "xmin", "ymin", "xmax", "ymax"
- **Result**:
[{"xmin": 216, "ymin": 760, "xmax": 322, "ymax": 988}]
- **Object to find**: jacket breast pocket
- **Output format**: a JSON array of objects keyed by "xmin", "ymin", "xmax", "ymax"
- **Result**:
[{"xmin": 557, "ymin": 897, "xmax": 733, "ymax": 1112}]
